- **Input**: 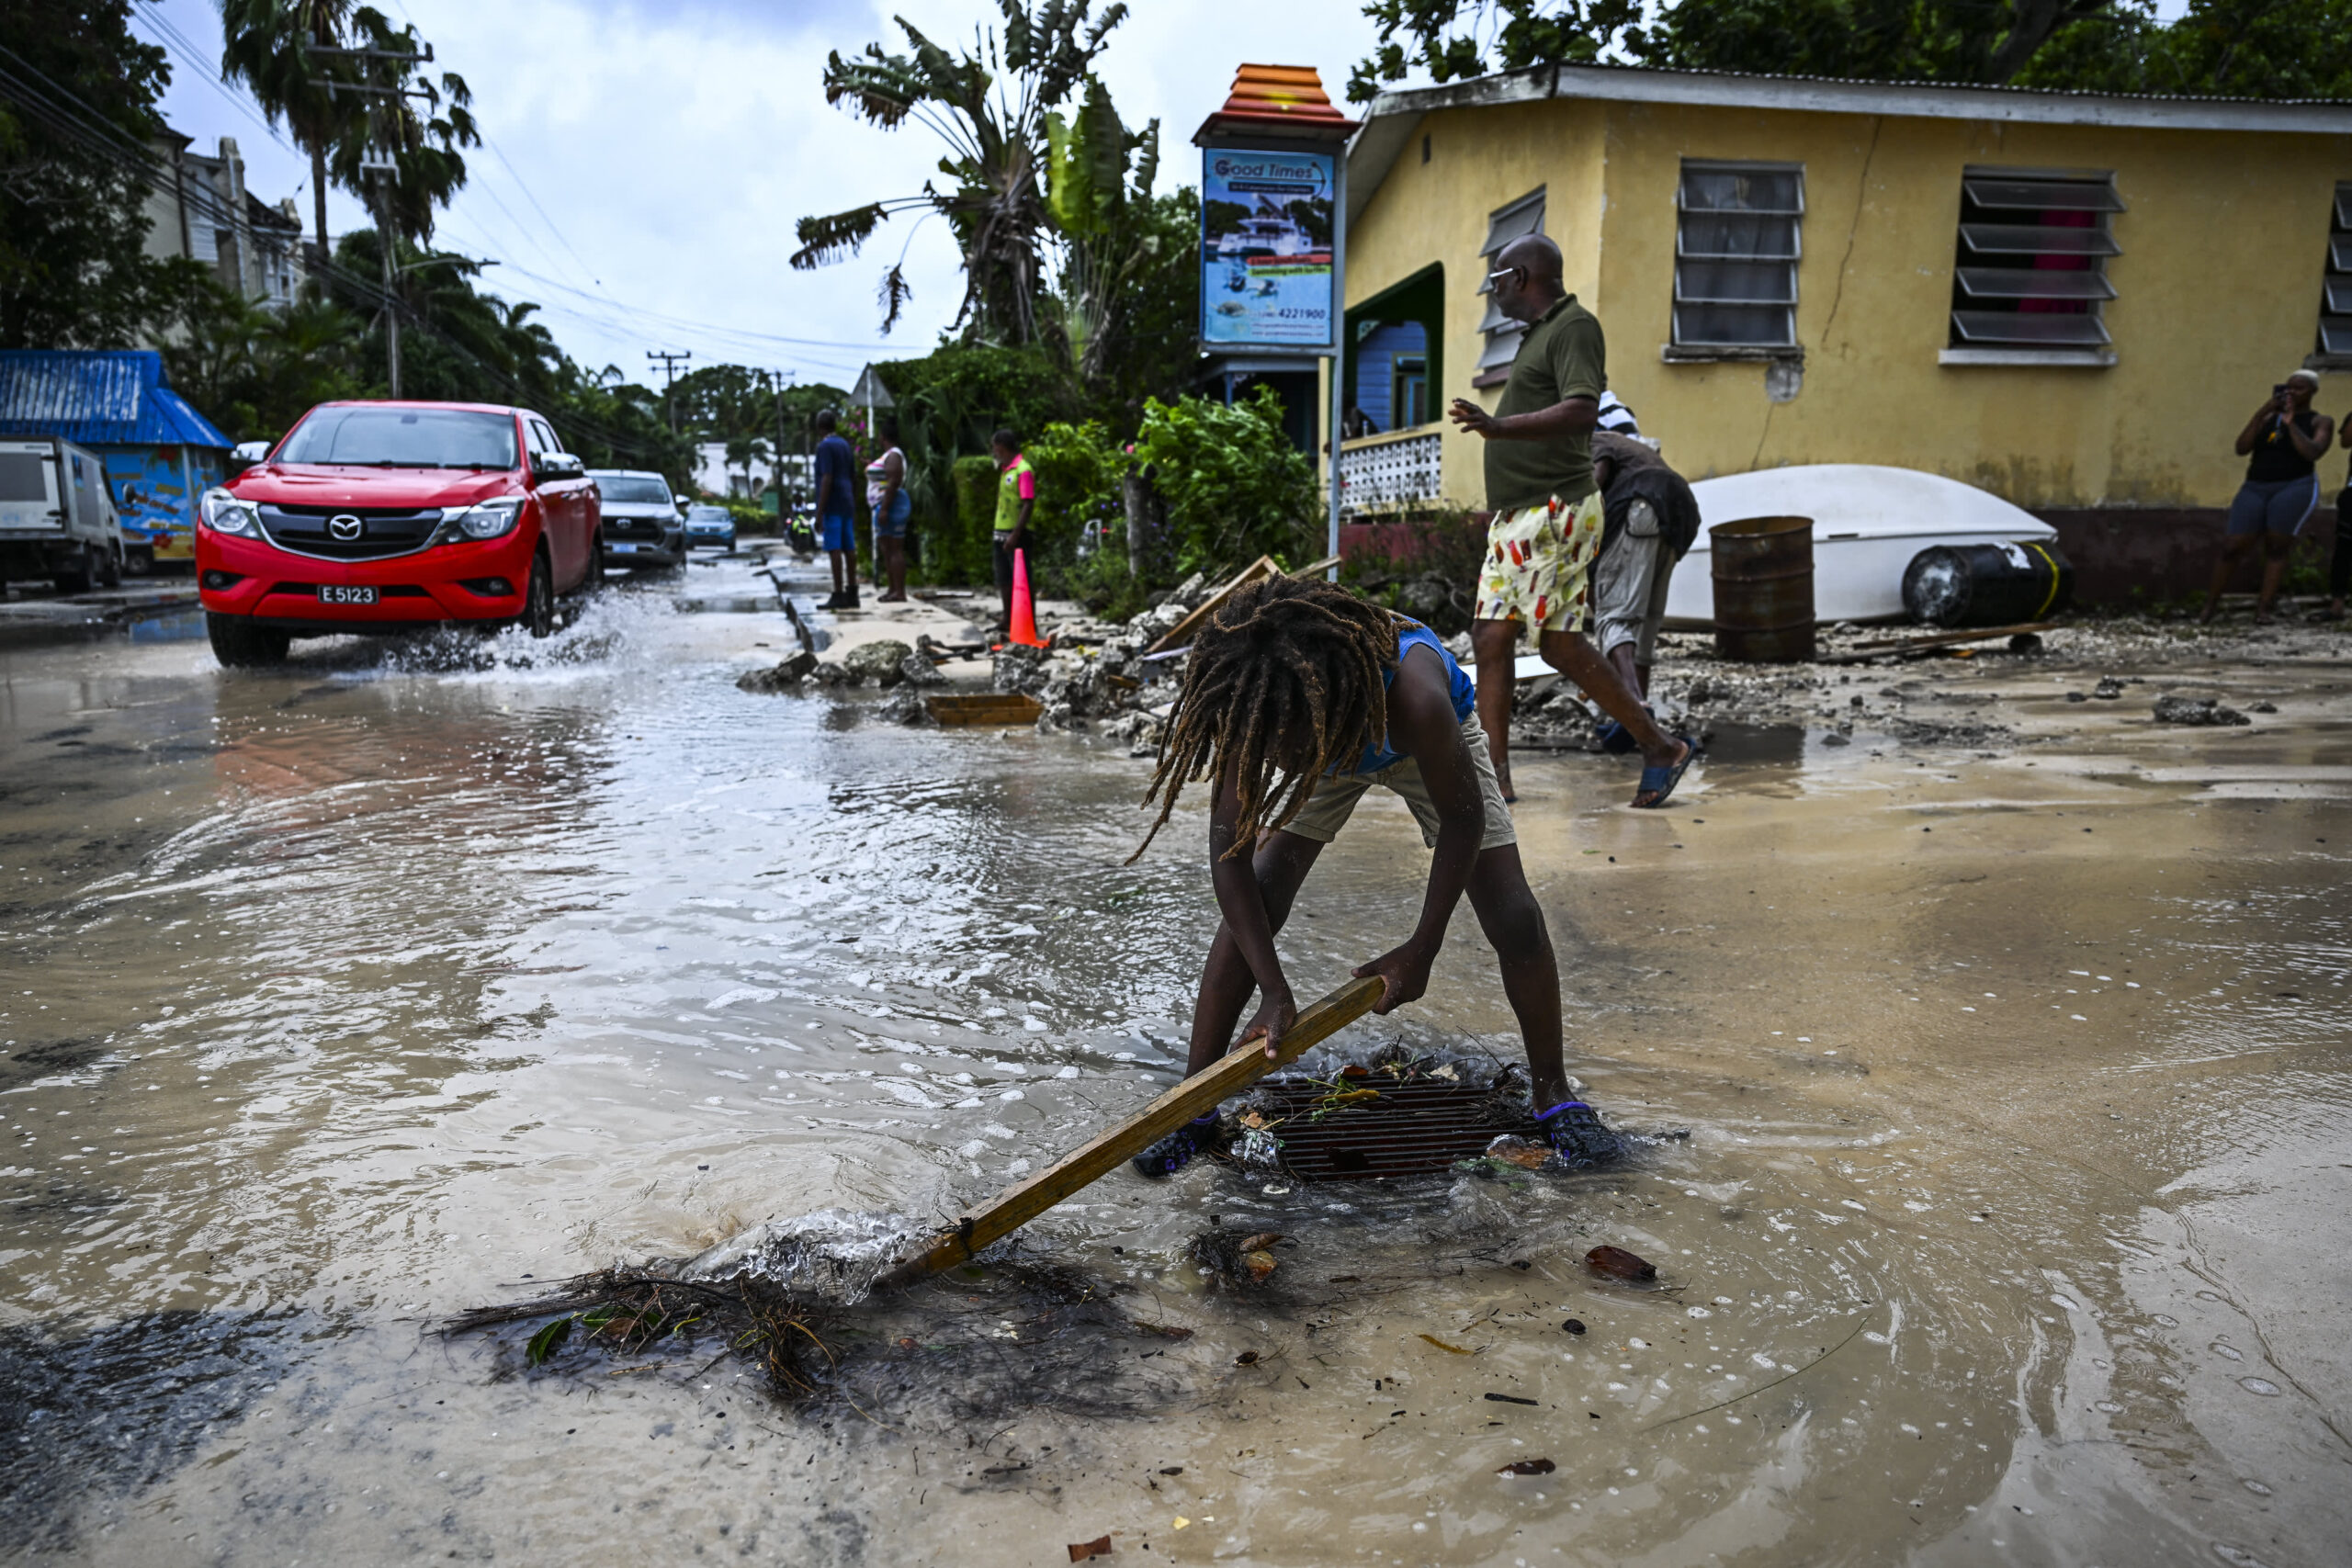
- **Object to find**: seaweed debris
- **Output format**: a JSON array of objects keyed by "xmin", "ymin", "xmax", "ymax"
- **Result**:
[
  {"xmin": 447, "ymin": 1251, "xmax": 1198, "ymax": 1424},
  {"xmin": 445, "ymin": 1264, "xmax": 839, "ymax": 1397}
]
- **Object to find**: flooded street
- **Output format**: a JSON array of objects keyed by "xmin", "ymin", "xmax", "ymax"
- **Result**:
[{"xmin": 4, "ymin": 559, "xmax": 2347, "ymax": 1566}]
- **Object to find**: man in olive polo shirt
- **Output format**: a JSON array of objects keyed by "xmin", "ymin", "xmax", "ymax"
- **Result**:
[{"xmin": 1448, "ymin": 233, "xmax": 1694, "ymax": 810}]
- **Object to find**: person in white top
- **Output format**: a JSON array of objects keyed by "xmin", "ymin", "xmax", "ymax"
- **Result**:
[{"xmin": 865, "ymin": 417, "xmax": 910, "ymax": 604}]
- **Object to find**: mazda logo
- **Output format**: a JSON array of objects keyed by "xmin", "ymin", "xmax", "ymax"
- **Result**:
[{"xmin": 327, "ymin": 513, "xmax": 363, "ymax": 540}]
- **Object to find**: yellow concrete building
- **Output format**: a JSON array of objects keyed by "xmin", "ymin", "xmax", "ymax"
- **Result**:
[{"xmin": 1330, "ymin": 65, "xmax": 2352, "ymax": 590}]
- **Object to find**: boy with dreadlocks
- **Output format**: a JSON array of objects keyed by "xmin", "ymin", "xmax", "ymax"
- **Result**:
[{"xmin": 1127, "ymin": 576, "xmax": 1623, "ymax": 1177}]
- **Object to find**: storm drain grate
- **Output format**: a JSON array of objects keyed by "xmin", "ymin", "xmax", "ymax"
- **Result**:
[{"xmin": 1229, "ymin": 1077, "xmax": 1538, "ymax": 1181}]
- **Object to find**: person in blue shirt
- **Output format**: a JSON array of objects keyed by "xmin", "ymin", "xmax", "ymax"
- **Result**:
[
  {"xmin": 1125, "ymin": 575, "xmax": 1625, "ymax": 1177},
  {"xmin": 812, "ymin": 410, "xmax": 859, "ymax": 610}
]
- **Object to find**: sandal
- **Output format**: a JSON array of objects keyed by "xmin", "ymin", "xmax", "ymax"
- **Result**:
[
  {"xmin": 1596, "ymin": 705, "xmax": 1654, "ymax": 756},
  {"xmin": 1536, "ymin": 1100, "xmax": 1629, "ymax": 1169},
  {"xmin": 1631, "ymin": 735, "xmax": 1698, "ymax": 809},
  {"xmin": 1130, "ymin": 1113, "xmax": 1224, "ymax": 1179}
]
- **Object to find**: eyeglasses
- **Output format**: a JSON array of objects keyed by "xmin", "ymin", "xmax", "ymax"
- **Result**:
[{"xmin": 1487, "ymin": 266, "xmax": 1521, "ymax": 286}]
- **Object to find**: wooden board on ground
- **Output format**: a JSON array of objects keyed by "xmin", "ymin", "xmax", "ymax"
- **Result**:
[
  {"xmin": 876, "ymin": 974, "xmax": 1386, "ymax": 1290},
  {"xmin": 1815, "ymin": 620, "xmax": 2059, "ymax": 665},
  {"xmin": 1141, "ymin": 553, "xmax": 1352, "ymax": 657},
  {"xmin": 927, "ymin": 693, "xmax": 1043, "ymax": 727},
  {"xmin": 1145, "ymin": 555, "xmax": 1280, "ymax": 655}
]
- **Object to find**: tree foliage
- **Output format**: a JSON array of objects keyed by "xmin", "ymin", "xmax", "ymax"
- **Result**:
[
  {"xmin": 793, "ymin": 0, "xmax": 1128, "ymax": 344},
  {"xmin": 1347, "ymin": 0, "xmax": 2352, "ymax": 99},
  {"xmin": 0, "ymin": 0, "xmax": 216, "ymax": 348},
  {"xmin": 221, "ymin": 3, "xmax": 477, "ymax": 253}
]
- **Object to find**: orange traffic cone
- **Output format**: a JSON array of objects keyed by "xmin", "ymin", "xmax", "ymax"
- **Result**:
[{"xmin": 1009, "ymin": 547, "xmax": 1046, "ymax": 647}]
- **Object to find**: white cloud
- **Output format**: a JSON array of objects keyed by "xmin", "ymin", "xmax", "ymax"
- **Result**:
[{"xmin": 139, "ymin": 0, "xmax": 1396, "ymax": 390}]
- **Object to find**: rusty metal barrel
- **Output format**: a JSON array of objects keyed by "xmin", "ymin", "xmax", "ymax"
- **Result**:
[{"xmin": 1710, "ymin": 514, "xmax": 1815, "ymax": 662}]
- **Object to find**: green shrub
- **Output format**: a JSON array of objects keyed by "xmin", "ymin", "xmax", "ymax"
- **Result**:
[
  {"xmin": 922, "ymin": 453, "xmax": 1001, "ymax": 586},
  {"xmin": 1133, "ymin": 386, "xmax": 1320, "ymax": 577}
]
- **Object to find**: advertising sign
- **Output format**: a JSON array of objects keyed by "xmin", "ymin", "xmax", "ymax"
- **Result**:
[{"xmin": 1199, "ymin": 149, "xmax": 1336, "ymax": 351}]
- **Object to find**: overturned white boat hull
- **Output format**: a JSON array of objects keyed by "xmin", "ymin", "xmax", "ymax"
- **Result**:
[{"xmin": 1661, "ymin": 465, "xmax": 2058, "ymax": 627}]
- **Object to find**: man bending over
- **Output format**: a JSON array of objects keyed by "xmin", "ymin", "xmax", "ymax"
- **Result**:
[{"xmin": 1125, "ymin": 576, "xmax": 1623, "ymax": 1177}]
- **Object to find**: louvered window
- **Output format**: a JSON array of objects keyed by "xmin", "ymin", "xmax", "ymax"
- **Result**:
[
  {"xmin": 1471, "ymin": 189, "xmax": 1545, "ymax": 388},
  {"xmin": 1949, "ymin": 170, "xmax": 2121, "ymax": 350},
  {"xmin": 2315, "ymin": 184, "xmax": 2352, "ymax": 358},
  {"xmin": 1673, "ymin": 162, "xmax": 1803, "ymax": 348}
]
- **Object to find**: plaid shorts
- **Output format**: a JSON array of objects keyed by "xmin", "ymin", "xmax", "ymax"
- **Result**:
[{"xmin": 1475, "ymin": 491, "xmax": 1603, "ymax": 633}]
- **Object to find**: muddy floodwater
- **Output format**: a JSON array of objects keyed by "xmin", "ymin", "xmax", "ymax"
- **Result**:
[{"xmin": 4, "ymin": 560, "xmax": 2348, "ymax": 1567}]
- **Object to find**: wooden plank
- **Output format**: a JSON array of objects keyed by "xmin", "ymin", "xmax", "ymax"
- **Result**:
[
  {"xmin": 876, "ymin": 975, "xmax": 1386, "ymax": 1290},
  {"xmin": 1144, "ymin": 555, "xmax": 1280, "ymax": 655},
  {"xmin": 1136, "ymin": 554, "xmax": 1346, "ymax": 660},
  {"xmin": 1815, "ymin": 620, "xmax": 2058, "ymax": 665}
]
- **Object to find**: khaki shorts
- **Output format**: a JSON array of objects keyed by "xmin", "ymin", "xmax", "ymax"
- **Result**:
[
  {"xmin": 1476, "ymin": 491, "xmax": 1603, "ymax": 633},
  {"xmin": 1593, "ymin": 500, "xmax": 1676, "ymax": 664},
  {"xmin": 1282, "ymin": 716, "xmax": 1517, "ymax": 852}
]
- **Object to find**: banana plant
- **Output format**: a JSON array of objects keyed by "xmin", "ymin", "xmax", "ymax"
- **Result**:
[
  {"xmin": 790, "ymin": 0, "xmax": 1127, "ymax": 344},
  {"xmin": 1043, "ymin": 74, "xmax": 1161, "ymax": 387}
]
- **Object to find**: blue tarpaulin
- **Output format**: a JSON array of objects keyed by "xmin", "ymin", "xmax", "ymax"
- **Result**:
[{"xmin": 0, "ymin": 350, "xmax": 231, "ymax": 450}]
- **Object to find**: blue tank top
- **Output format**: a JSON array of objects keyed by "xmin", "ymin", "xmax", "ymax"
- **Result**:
[{"xmin": 1347, "ymin": 621, "xmax": 1477, "ymax": 775}]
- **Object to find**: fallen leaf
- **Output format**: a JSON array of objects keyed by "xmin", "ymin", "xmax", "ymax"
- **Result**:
[
  {"xmin": 1235, "ymin": 1350, "xmax": 1260, "ymax": 1365},
  {"xmin": 1171, "ymin": 1517, "xmax": 1191, "ymax": 1530},
  {"xmin": 1159, "ymin": 1466, "xmax": 1183, "ymax": 1476},
  {"xmin": 1419, "ymin": 1333, "xmax": 1474, "ymax": 1355},
  {"xmin": 526, "ymin": 1315, "xmax": 573, "ymax": 1367},
  {"xmin": 1497, "ymin": 1459, "xmax": 1556, "ymax": 1476},
  {"xmin": 1242, "ymin": 1249, "xmax": 1279, "ymax": 1282},
  {"xmin": 1483, "ymin": 1393, "xmax": 1538, "ymax": 1406},
  {"xmin": 1586, "ymin": 1245, "xmax": 1657, "ymax": 1281},
  {"xmin": 1068, "ymin": 1536, "xmax": 1114, "ymax": 1562},
  {"xmin": 1237, "ymin": 1232, "xmax": 1285, "ymax": 1253},
  {"xmin": 1561, "ymin": 1318, "xmax": 1587, "ymax": 1335}
]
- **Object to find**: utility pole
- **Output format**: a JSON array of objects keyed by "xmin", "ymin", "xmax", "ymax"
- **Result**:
[
  {"xmin": 647, "ymin": 350, "xmax": 692, "ymax": 433},
  {"xmin": 310, "ymin": 44, "xmax": 429, "ymax": 399},
  {"xmin": 773, "ymin": 368, "xmax": 796, "ymax": 513},
  {"xmin": 364, "ymin": 146, "xmax": 400, "ymax": 396}
]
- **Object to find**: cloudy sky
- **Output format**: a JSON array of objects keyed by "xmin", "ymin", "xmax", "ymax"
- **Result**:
[{"xmin": 136, "ymin": 0, "xmax": 1402, "ymax": 391}]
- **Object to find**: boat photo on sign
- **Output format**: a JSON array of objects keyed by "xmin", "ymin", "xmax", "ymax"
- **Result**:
[{"xmin": 1198, "ymin": 149, "xmax": 1335, "ymax": 348}]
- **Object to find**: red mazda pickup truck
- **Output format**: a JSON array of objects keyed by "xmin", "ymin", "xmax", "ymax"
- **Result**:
[{"xmin": 196, "ymin": 400, "xmax": 604, "ymax": 667}]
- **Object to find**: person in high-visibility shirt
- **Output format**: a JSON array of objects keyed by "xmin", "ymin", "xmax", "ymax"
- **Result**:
[{"xmin": 990, "ymin": 428, "xmax": 1034, "ymax": 629}]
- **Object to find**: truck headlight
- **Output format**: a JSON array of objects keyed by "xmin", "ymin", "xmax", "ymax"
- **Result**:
[
  {"xmin": 200, "ymin": 488, "xmax": 257, "ymax": 536},
  {"xmin": 443, "ymin": 498, "xmax": 523, "ymax": 540}
]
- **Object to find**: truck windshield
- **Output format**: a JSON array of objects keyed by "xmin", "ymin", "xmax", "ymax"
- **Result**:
[
  {"xmin": 597, "ymin": 477, "xmax": 672, "ymax": 504},
  {"xmin": 277, "ymin": 408, "xmax": 518, "ymax": 468}
]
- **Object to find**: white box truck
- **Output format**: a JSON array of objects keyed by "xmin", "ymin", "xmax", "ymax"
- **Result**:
[{"xmin": 0, "ymin": 436, "xmax": 126, "ymax": 592}]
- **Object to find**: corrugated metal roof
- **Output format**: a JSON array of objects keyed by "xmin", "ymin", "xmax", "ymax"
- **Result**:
[{"xmin": 0, "ymin": 350, "xmax": 232, "ymax": 450}]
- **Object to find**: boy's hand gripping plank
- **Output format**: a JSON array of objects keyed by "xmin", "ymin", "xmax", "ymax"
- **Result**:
[{"xmin": 873, "ymin": 974, "xmax": 1385, "ymax": 1291}]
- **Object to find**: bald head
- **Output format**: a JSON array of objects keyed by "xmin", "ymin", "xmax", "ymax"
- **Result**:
[
  {"xmin": 1497, "ymin": 233, "xmax": 1563, "ymax": 283},
  {"xmin": 1490, "ymin": 232, "xmax": 1566, "ymax": 324}
]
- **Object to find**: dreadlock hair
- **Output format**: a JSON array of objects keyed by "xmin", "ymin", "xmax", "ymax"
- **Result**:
[{"xmin": 1128, "ymin": 576, "xmax": 1400, "ymax": 863}]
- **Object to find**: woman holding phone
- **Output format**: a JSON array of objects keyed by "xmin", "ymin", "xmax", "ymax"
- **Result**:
[{"xmin": 2203, "ymin": 369, "xmax": 2331, "ymax": 625}]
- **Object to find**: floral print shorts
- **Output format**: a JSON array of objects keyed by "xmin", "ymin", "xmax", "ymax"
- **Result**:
[{"xmin": 1475, "ymin": 491, "xmax": 1603, "ymax": 632}]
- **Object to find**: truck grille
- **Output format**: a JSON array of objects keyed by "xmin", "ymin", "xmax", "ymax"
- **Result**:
[
  {"xmin": 256, "ymin": 504, "xmax": 445, "ymax": 561},
  {"xmin": 603, "ymin": 517, "xmax": 671, "ymax": 541}
]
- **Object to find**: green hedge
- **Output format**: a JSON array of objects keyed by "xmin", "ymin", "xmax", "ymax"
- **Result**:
[{"xmin": 923, "ymin": 453, "xmax": 999, "ymax": 586}]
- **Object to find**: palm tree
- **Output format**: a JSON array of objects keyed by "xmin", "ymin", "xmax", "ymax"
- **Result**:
[
  {"xmin": 791, "ymin": 0, "xmax": 1126, "ymax": 344},
  {"xmin": 724, "ymin": 434, "xmax": 773, "ymax": 499},
  {"xmin": 219, "ymin": 0, "xmax": 360, "ymax": 268}
]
